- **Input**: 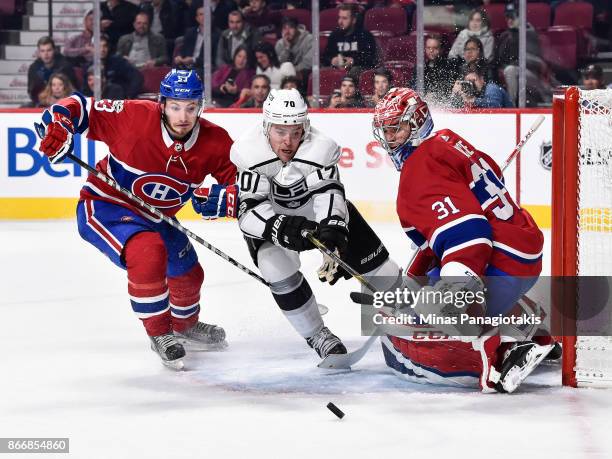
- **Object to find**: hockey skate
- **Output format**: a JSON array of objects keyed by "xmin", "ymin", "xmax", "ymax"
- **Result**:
[
  {"xmin": 174, "ymin": 322, "xmax": 228, "ymax": 351},
  {"xmin": 150, "ymin": 333, "xmax": 186, "ymax": 370},
  {"xmin": 306, "ymin": 326, "xmax": 347, "ymax": 359},
  {"xmin": 494, "ymin": 342, "xmax": 554, "ymax": 393}
]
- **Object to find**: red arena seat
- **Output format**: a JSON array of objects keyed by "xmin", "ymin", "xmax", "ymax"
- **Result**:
[
  {"xmin": 141, "ymin": 65, "xmax": 172, "ymax": 94},
  {"xmin": 483, "ymin": 4, "xmax": 507, "ymax": 32},
  {"xmin": 364, "ymin": 7, "xmax": 407, "ymax": 37},
  {"xmin": 320, "ymin": 8, "xmax": 339, "ymax": 33},
  {"xmin": 539, "ymin": 26, "xmax": 577, "ymax": 70},
  {"xmin": 307, "ymin": 67, "xmax": 346, "ymax": 96},
  {"xmin": 553, "ymin": 1, "xmax": 593, "ymax": 30},
  {"xmin": 380, "ymin": 33, "xmax": 416, "ymax": 62},
  {"xmin": 527, "ymin": 3, "xmax": 551, "ymax": 30}
]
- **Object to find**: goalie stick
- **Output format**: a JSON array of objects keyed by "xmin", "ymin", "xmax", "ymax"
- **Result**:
[{"xmin": 317, "ymin": 115, "xmax": 546, "ymax": 370}]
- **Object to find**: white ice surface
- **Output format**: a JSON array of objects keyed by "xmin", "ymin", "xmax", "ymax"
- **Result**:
[{"xmin": 1, "ymin": 221, "xmax": 611, "ymax": 459}]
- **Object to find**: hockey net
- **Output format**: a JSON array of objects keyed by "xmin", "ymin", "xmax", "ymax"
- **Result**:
[{"xmin": 552, "ymin": 87, "xmax": 612, "ymax": 387}]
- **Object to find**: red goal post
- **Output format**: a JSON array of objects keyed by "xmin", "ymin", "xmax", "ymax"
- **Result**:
[{"xmin": 552, "ymin": 86, "xmax": 612, "ymax": 388}]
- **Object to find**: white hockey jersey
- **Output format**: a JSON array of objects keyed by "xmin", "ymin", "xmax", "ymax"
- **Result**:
[{"xmin": 230, "ymin": 124, "xmax": 348, "ymax": 239}]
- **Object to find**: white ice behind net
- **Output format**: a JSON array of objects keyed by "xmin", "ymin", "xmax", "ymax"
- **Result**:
[{"xmin": 576, "ymin": 88, "xmax": 612, "ymax": 386}]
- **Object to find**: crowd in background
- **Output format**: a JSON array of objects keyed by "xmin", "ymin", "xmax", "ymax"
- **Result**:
[{"xmin": 23, "ymin": 0, "xmax": 612, "ymax": 109}]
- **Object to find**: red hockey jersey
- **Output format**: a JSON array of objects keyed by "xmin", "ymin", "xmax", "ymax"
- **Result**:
[
  {"xmin": 61, "ymin": 94, "xmax": 236, "ymax": 219},
  {"xmin": 398, "ymin": 128, "xmax": 543, "ymax": 277}
]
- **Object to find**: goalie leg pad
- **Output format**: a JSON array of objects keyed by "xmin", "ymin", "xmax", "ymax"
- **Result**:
[
  {"xmin": 125, "ymin": 231, "xmax": 172, "ymax": 337},
  {"xmin": 168, "ymin": 263, "xmax": 204, "ymax": 333}
]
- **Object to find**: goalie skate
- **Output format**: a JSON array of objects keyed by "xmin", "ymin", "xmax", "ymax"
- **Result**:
[
  {"xmin": 307, "ymin": 326, "xmax": 347, "ymax": 359},
  {"xmin": 494, "ymin": 342, "xmax": 554, "ymax": 393},
  {"xmin": 174, "ymin": 322, "xmax": 228, "ymax": 351},
  {"xmin": 150, "ymin": 333, "xmax": 186, "ymax": 370}
]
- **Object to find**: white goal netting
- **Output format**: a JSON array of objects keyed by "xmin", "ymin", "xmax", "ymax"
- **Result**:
[{"xmin": 575, "ymin": 88, "xmax": 612, "ymax": 386}]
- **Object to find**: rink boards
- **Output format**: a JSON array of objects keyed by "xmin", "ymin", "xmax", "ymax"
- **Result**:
[{"xmin": 0, "ymin": 108, "xmax": 552, "ymax": 227}]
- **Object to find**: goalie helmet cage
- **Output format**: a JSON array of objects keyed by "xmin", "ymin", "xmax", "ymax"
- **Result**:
[{"xmin": 552, "ymin": 87, "xmax": 612, "ymax": 388}]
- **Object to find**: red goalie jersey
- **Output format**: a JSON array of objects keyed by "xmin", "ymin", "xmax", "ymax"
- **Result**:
[
  {"xmin": 398, "ymin": 128, "xmax": 543, "ymax": 278},
  {"xmin": 61, "ymin": 94, "xmax": 235, "ymax": 218}
]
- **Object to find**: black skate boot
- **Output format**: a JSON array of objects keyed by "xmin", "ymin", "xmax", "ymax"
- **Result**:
[
  {"xmin": 494, "ymin": 342, "xmax": 554, "ymax": 393},
  {"xmin": 150, "ymin": 333, "xmax": 186, "ymax": 370},
  {"xmin": 174, "ymin": 322, "xmax": 227, "ymax": 350},
  {"xmin": 306, "ymin": 326, "xmax": 347, "ymax": 358}
]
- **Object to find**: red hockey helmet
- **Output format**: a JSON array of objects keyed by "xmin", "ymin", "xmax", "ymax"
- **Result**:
[{"xmin": 372, "ymin": 88, "xmax": 433, "ymax": 170}]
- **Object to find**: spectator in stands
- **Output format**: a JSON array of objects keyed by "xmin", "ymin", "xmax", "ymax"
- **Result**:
[
  {"xmin": 117, "ymin": 12, "xmax": 168, "ymax": 69},
  {"xmin": 450, "ymin": 37, "xmax": 493, "ymax": 83},
  {"xmin": 327, "ymin": 76, "xmax": 365, "ymax": 108},
  {"xmin": 280, "ymin": 75, "xmax": 300, "ymax": 90},
  {"xmin": 494, "ymin": 1, "xmax": 552, "ymax": 106},
  {"xmin": 322, "ymin": 4, "xmax": 378, "ymax": 75},
  {"xmin": 64, "ymin": 10, "xmax": 95, "ymax": 68},
  {"xmin": 140, "ymin": 0, "xmax": 182, "ymax": 57},
  {"xmin": 254, "ymin": 41, "xmax": 296, "ymax": 89},
  {"xmin": 242, "ymin": 0, "xmax": 280, "ymax": 37},
  {"xmin": 411, "ymin": 34, "xmax": 457, "ymax": 103},
  {"xmin": 451, "ymin": 62, "xmax": 513, "ymax": 109},
  {"xmin": 101, "ymin": 0, "xmax": 140, "ymax": 48},
  {"xmin": 449, "ymin": 8, "xmax": 494, "ymax": 62},
  {"xmin": 27, "ymin": 36, "xmax": 78, "ymax": 105},
  {"xmin": 232, "ymin": 74, "xmax": 271, "ymax": 107},
  {"xmin": 175, "ymin": 6, "xmax": 219, "ymax": 71},
  {"xmin": 365, "ymin": 67, "xmax": 393, "ymax": 108},
  {"xmin": 216, "ymin": 10, "xmax": 260, "ymax": 68},
  {"xmin": 581, "ymin": 64, "xmax": 610, "ymax": 90},
  {"xmin": 37, "ymin": 73, "xmax": 75, "ymax": 107},
  {"xmin": 212, "ymin": 0, "xmax": 239, "ymax": 31},
  {"xmin": 100, "ymin": 34, "xmax": 144, "ymax": 98},
  {"xmin": 82, "ymin": 67, "xmax": 126, "ymax": 99},
  {"xmin": 212, "ymin": 45, "xmax": 255, "ymax": 106},
  {"xmin": 275, "ymin": 17, "xmax": 313, "ymax": 86}
]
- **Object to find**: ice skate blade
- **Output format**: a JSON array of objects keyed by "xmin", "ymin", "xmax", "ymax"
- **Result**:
[
  {"xmin": 161, "ymin": 358, "xmax": 185, "ymax": 371},
  {"xmin": 175, "ymin": 338, "xmax": 229, "ymax": 351}
]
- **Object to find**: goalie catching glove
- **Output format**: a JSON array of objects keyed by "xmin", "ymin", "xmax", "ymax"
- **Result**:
[
  {"xmin": 192, "ymin": 184, "xmax": 239, "ymax": 219},
  {"xmin": 34, "ymin": 105, "xmax": 75, "ymax": 164},
  {"xmin": 316, "ymin": 217, "xmax": 350, "ymax": 285}
]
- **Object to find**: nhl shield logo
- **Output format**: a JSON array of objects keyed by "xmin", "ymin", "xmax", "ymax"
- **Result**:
[
  {"xmin": 539, "ymin": 140, "xmax": 552, "ymax": 170},
  {"xmin": 174, "ymin": 143, "xmax": 184, "ymax": 152}
]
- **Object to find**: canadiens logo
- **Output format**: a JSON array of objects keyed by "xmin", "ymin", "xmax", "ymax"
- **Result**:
[
  {"xmin": 539, "ymin": 140, "xmax": 552, "ymax": 170},
  {"xmin": 132, "ymin": 174, "xmax": 190, "ymax": 208}
]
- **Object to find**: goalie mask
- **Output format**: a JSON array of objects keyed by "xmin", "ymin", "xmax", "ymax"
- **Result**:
[
  {"xmin": 372, "ymin": 88, "xmax": 433, "ymax": 171},
  {"xmin": 263, "ymin": 89, "xmax": 310, "ymax": 141}
]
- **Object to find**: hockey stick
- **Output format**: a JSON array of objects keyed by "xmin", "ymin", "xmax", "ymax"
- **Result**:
[
  {"xmin": 319, "ymin": 115, "xmax": 547, "ymax": 370},
  {"xmin": 65, "ymin": 152, "xmax": 270, "ymax": 286}
]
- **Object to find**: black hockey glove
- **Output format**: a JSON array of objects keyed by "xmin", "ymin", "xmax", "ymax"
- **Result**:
[
  {"xmin": 317, "ymin": 217, "xmax": 349, "ymax": 254},
  {"xmin": 264, "ymin": 214, "xmax": 318, "ymax": 252},
  {"xmin": 316, "ymin": 217, "xmax": 351, "ymax": 285}
]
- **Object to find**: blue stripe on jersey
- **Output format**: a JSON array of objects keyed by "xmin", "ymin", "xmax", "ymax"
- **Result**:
[
  {"xmin": 130, "ymin": 297, "xmax": 169, "ymax": 314},
  {"xmin": 431, "ymin": 218, "xmax": 492, "ymax": 260},
  {"xmin": 71, "ymin": 92, "xmax": 90, "ymax": 134},
  {"xmin": 170, "ymin": 304, "xmax": 200, "ymax": 318},
  {"xmin": 405, "ymin": 227, "xmax": 427, "ymax": 248}
]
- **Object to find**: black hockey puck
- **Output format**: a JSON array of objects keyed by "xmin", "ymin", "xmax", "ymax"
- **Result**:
[{"xmin": 327, "ymin": 402, "xmax": 345, "ymax": 419}]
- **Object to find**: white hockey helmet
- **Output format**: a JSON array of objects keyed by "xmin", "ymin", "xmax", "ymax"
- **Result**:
[{"xmin": 262, "ymin": 88, "xmax": 310, "ymax": 139}]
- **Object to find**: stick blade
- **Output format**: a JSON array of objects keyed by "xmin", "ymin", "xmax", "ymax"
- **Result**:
[{"xmin": 317, "ymin": 334, "xmax": 379, "ymax": 369}]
